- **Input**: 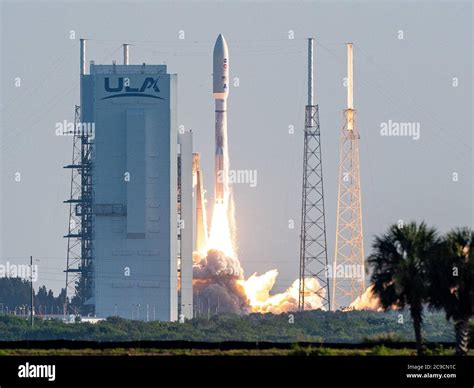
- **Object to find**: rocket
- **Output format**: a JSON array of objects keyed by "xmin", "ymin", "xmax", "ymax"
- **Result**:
[{"xmin": 213, "ymin": 34, "xmax": 229, "ymax": 204}]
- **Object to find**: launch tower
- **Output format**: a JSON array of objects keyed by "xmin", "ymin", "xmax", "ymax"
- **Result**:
[
  {"xmin": 298, "ymin": 38, "xmax": 331, "ymax": 311},
  {"xmin": 331, "ymin": 43, "xmax": 365, "ymax": 310}
]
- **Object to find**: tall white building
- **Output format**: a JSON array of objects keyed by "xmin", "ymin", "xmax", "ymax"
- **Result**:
[{"xmin": 80, "ymin": 61, "xmax": 193, "ymax": 321}]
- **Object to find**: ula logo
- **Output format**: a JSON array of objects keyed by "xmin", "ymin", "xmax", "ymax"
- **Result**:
[{"xmin": 103, "ymin": 77, "xmax": 163, "ymax": 100}]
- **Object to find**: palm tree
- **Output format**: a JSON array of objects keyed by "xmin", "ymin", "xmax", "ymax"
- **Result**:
[
  {"xmin": 367, "ymin": 222, "xmax": 439, "ymax": 355},
  {"xmin": 427, "ymin": 228, "xmax": 473, "ymax": 356}
]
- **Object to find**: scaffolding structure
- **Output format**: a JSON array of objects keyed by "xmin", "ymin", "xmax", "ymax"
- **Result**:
[
  {"xmin": 64, "ymin": 103, "xmax": 94, "ymax": 314},
  {"xmin": 298, "ymin": 38, "xmax": 330, "ymax": 311}
]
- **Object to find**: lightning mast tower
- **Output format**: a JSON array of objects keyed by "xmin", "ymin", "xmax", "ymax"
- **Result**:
[
  {"xmin": 331, "ymin": 43, "xmax": 365, "ymax": 310},
  {"xmin": 298, "ymin": 38, "xmax": 330, "ymax": 311}
]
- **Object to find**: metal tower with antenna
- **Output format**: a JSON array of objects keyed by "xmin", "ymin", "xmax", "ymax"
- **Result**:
[
  {"xmin": 331, "ymin": 43, "xmax": 365, "ymax": 310},
  {"xmin": 298, "ymin": 38, "xmax": 330, "ymax": 311},
  {"xmin": 64, "ymin": 39, "xmax": 94, "ymax": 315}
]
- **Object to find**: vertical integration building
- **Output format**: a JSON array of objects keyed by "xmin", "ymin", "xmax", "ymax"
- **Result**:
[{"xmin": 67, "ymin": 42, "xmax": 193, "ymax": 321}]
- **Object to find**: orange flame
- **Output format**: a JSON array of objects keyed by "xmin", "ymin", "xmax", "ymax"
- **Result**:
[{"xmin": 207, "ymin": 202, "xmax": 235, "ymax": 259}]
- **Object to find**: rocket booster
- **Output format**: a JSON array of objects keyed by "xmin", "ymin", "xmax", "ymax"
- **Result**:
[{"xmin": 213, "ymin": 34, "xmax": 229, "ymax": 204}]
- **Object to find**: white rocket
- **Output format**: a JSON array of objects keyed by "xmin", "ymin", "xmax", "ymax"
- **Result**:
[{"xmin": 213, "ymin": 34, "xmax": 229, "ymax": 204}]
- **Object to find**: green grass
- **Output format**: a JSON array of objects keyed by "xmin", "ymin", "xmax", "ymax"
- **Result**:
[{"xmin": 0, "ymin": 346, "xmax": 471, "ymax": 356}]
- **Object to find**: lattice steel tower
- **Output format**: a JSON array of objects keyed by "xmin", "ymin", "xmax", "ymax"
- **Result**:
[
  {"xmin": 64, "ymin": 105, "xmax": 82, "ymax": 313},
  {"xmin": 63, "ymin": 103, "xmax": 94, "ymax": 314},
  {"xmin": 298, "ymin": 38, "xmax": 330, "ymax": 311},
  {"xmin": 64, "ymin": 39, "xmax": 94, "ymax": 315},
  {"xmin": 331, "ymin": 43, "xmax": 365, "ymax": 310}
]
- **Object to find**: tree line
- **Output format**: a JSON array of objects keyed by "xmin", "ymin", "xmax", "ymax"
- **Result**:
[
  {"xmin": 0, "ymin": 278, "xmax": 66, "ymax": 316},
  {"xmin": 0, "ymin": 310, "xmax": 454, "ymax": 344}
]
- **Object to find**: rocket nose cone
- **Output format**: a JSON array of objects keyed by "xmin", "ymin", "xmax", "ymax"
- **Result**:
[
  {"xmin": 216, "ymin": 33, "xmax": 225, "ymax": 44},
  {"xmin": 213, "ymin": 34, "xmax": 228, "ymax": 54},
  {"xmin": 213, "ymin": 34, "xmax": 229, "ymax": 98}
]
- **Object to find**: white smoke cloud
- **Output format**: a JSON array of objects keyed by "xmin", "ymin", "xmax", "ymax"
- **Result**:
[
  {"xmin": 346, "ymin": 285, "xmax": 383, "ymax": 311},
  {"xmin": 240, "ymin": 270, "xmax": 326, "ymax": 313},
  {"xmin": 193, "ymin": 250, "xmax": 249, "ymax": 314}
]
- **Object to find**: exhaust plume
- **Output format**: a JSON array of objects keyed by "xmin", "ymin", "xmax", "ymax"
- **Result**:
[{"xmin": 345, "ymin": 285, "xmax": 383, "ymax": 311}]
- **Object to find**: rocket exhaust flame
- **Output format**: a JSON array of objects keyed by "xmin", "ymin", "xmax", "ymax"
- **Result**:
[{"xmin": 208, "ymin": 202, "xmax": 235, "ymax": 259}]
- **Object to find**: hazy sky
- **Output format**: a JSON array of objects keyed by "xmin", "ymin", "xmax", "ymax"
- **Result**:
[{"xmin": 1, "ymin": 0, "xmax": 472, "ymax": 294}]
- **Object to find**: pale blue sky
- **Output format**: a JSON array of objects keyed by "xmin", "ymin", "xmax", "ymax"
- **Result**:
[{"xmin": 1, "ymin": 0, "xmax": 472, "ymax": 294}]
